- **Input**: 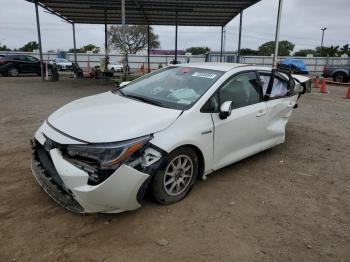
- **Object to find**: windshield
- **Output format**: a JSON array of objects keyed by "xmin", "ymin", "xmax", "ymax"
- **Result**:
[{"xmin": 119, "ymin": 67, "xmax": 223, "ymax": 110}]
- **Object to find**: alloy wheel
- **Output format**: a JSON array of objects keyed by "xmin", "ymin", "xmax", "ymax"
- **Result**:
[
  {"xmin": 163, "ymin": 155, "xmax": 194, "ymax": 196},
  {"xmin": 9, "ymin": 67, "xmax": 19, "ymax": 77}
]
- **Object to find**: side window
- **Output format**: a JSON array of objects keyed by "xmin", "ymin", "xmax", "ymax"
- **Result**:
[
  {"xmin": 14, "ymin": 56, "xmax": 28, "ymax": 61},
  {"xmin": 27, "ymin": 56, "xmax": 39, "ymax": 62},
  {"xmin": 201, "ymin": 92, "xmax": 219, "ymax": 113},
  {"xmin": 219, "ymin": 72, "xmax": 262, "ymax": 109},
  {"xmin": 259, "ymin": 72, "xmax": 289, "ymax": 98}
]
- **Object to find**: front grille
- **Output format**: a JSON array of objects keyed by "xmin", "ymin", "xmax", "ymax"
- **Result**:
[{"xmin": 30, "ymin": 139, "xmax": 84, "ymax": 214}]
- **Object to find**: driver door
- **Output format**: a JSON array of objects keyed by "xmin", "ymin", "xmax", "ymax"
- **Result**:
[{"xmin": 210, "ymin": 71, "xmax": 267, "ymax": 170}]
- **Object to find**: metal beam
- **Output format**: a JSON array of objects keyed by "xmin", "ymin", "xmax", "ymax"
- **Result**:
[
  {"xmin": 237, "ymin": 9, "xmax": 243, "ymax": 63},
  {"xmin": 272, "ymin": 0, "xmax": 283, "ymax": 68},
  {"xmin": 104, "ymin": 9, "xmax": 108, "ymax": 63},
  {"xmin": 122, "ymin": 0, "xmax": 128, "ymax": 77},
  {"xmin": 72, "ymin": 23, "xmax": 77, "ymax": 63},
  {"xmin": 147, "ymin": 25, "xmax": 151, "ymax": 73},
  {"xmin": 220, "ymin": 26, "xmax": 224, "ymax": 62},
  {"xmin": 174, "ymin": 11, "xmax": 178, "ymax": 64},
  {"xmin": 25, "ymin": 0, "xmax": 72, "ymax": 23},
  {"xmin": 34, "ymin": 1, "xmax": 44, "ymax": 81}
]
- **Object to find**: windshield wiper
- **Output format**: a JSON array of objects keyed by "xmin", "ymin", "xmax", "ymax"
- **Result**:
[{"xmin": 123, "ymin": 93, "xmax": 164, "ymax": 107}]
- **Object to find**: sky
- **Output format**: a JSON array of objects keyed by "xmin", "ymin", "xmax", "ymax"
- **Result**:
[{"xmin": 1, "ymin": 0, "xmax": 349, "ymax": 53}]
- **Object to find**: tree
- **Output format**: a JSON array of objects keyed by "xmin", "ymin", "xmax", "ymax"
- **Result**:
[
  {"xmin": 239, "ymin": 48, "xmax": 259, "ymax": 56},
  {"xmin": 0, "ymin": 43, "xmax": 11, "ymax": 51},
  {"xmin": 19, "ymin": 41, "xmax": 39, "ymax": 52},
  {"xmin": 185, "ymin": 47, "xmax": 210, "ymax": 55},
  {"xmin": 258, "ymin": 40, "xmax": 295, "ymax": 56},
  {"xmin": 315, "ymin": 45, "xmax": 340, "ymax": 57},
  {"xmin": 69, "ymin": 44, "xmax": 100, "ymax": 53},
  {"xmin": 108, "ymin": 25, "xmax": 160, "ymax": 54},
  {"xmin": 339, "ymin": 44, "xmax": 350, "ymax": 56},
  {"xmin": 294, "ymin": 49, "xmax": 315, "ymax": 57}
]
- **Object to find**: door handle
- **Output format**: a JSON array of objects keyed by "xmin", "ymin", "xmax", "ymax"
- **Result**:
[{"xmin": 256, "ymin": 110, "xmax": 266, "ymax": 117}]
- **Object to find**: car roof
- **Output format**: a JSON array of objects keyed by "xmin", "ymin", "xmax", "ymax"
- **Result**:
[{"xmin": 175, "ymin": 62, "xmax": 272, "ymax": 72}]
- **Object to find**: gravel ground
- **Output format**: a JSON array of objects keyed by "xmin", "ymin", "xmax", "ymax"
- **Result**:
[{"xmin": 0, "ymin": 76, "xmax": 349, "ymax": 262}]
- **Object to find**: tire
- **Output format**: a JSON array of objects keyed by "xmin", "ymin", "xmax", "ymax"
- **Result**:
[
  {"xmin": 151, "ymin": 147, "xmax": 199, "ymax": 204},
  {"xmin": 333, "ymin": 72, "xmax": 348, "ymax": 83},
  {"xmin": 111, "ymin": 68, "xmax": 115, "ymax": 73},
  {"xmin": 8, "ymin": 66, "xmax": 19, "ymax": 77}
]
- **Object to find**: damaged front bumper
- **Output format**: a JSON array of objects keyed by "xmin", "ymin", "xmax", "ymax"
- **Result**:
[{"xmin": 30, "ymin": 138, "xmax": 152, "ymax": 214}]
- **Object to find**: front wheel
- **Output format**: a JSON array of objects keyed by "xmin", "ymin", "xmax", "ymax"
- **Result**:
[
  {"xmin": 333, "ymin": 72, "xmax": 348, "ymax": 83},
  {"xmin": 151, "ymin": 147, "xmax": 199, "ymax": 204},
  {"xmin": 8, "ymin": 67, "xmax": 19, "ymax": 77}
]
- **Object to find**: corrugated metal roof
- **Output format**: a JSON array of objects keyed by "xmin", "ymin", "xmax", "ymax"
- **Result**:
[{"xmin": 30, "ymin": 0, "xmax": 261, "ymax": 26}]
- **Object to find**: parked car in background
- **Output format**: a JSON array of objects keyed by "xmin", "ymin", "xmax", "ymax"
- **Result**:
[
  {"xmin": 167, "ymin": 58, "xmax": 187, "ymax": 66},
  {"xmin": 108, "ymin": 61, "xmax": 123, "ymax": 72},
  {"xmin": 49, "ymin": 58, "xmax": 72, "ymax": 71},
  {"xmin": 278, "ymin": 59, "xmax": 309, "ymax": 75},
  {"xmin": 323, "ymin": 65, "xmax": 350, "ymax": 83},
  {"xmin": 31, "ymin": 63, "xmax": 310, "ymax": 214},
  {"xmin": 0, "ymin": 54, "xmax": 51, "ymax": 77}
]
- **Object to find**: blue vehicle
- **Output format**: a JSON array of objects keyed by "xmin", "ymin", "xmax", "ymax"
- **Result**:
[{"xmin": 278, "ymin": 59, "xmax": 309, "ymax": 75}]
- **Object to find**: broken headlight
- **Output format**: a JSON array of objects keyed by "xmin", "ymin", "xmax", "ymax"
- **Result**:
[{"xmin": 63, "ymin": 136, "xmax": 151, "ymax": 184}]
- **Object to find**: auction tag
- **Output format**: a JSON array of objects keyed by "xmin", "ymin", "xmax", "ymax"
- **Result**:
[{"xmin": 192, "ymin": 72, "xmax": 217, "ymax": 79}]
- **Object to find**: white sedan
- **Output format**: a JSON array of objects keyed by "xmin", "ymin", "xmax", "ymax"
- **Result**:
[
  {"xmin": 50, "ymin": 58, "xmax": 73, "ymax": 71},
  {"xmin": 108, "ymin": 61, "xmax": 123, "ymax": 72},
  {"xmin": 31, "ymin": 63, "xmax": 310, "ymax": 214}
]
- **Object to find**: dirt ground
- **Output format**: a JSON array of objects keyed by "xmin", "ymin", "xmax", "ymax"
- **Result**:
[{"xmin": 0, "ymin": 75, "xmax": 349, "ymax": 262}]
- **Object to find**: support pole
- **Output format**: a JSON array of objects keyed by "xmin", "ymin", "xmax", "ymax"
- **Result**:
[
  {"xmin": 272, "ymin": 0, "xmax": 283, "ymax": 68},
  {"xmin": 174, "ymin": 11, "xmax": 178, "ymax": 64},
  {"xmin": 72, "ymin": 23, "xmax": 77, "ymax": 64},
  {"xmin": 320, "ymin": 27, "xmax": 327, "ymax": 49},
  {"xmin": 104, "ymin": 9, "xmax": 108, "ymax": 71},
  {"xmin": 147, "ymin": 25, "xmax": 151, "ymax": 73},
  {"xmin": 122, "ymin": 0, "xmax": 128, "ymax": 77},
  {"xmin": 34, "ymin": 1, "xmax": 44, "ymax": 81},
  {"xmin": 237, "ymin": 9, "xmax": 243, "ymax": 63},
  {"xmin": 220, "ymin": 26, "xmax": 224, "ymax": 62}
]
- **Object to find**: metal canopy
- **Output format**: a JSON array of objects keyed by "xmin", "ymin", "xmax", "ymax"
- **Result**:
[{"xmin": 29, "ymin": 0, "xmax": 260, "ymax": 26}]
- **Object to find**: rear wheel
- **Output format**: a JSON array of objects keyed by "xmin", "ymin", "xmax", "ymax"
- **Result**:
[
  {"xmin": 8, "ymin": 67, "xmax": 19, "ymax": 77},
  {"xmin": 151, "ymin": 147, "xmax": 198, "ymax": 204},
  {"xmin": 333, "ymin": 72, "xmax": 348, "ymax": 83}
]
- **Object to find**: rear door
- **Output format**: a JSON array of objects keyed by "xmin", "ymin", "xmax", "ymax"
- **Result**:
[
  {"xmin": 207, "ymin": 71, "xmax": 267, "ymax": 170},
  {"xmin": 13, "ymin": 55, "xmax": 32, "ymax": 73},
  {"xmin": 258, "ymin": 70, "xmax": 298, "ymax": 150}
]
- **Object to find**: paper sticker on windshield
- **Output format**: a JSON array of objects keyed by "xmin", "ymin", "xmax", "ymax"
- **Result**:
[{"xmin": 192, "ymin": 72, "xmax": 217, "ymax": 79}]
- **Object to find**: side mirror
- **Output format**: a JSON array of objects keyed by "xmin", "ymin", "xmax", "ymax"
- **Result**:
[
  {"xmin": 120, "ymin": 81, "xmax": 130, "ymax": 88},
  {"xmin": 219, "ymin": 101, "xmax": 233, "ymax": 120}
]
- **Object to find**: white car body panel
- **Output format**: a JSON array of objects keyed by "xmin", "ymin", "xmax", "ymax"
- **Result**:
[
  {"xmin": 151, "ymin": 109, "xmax": 214, "ymax": 174},
  {"xmin": 48, "ymin": 92, "xmax": 182, "ymax": 143},
  {"xmin": 211, "ymin": 102, "xmax": 268, "ymax": 170},
  {"xmin": 48, "ymin": 147, "xmax": 149, "ymax": 213},
  {"xmin": 261, "ymin": 95, "xmax": 298, "ymax": 150},
  {"xmin": 36, "ymin": 121, "xmax": 86, "ymax": 145},
  {"xmin": 31, "ymin": 63, "xmax": 310, "ymax": 214}
]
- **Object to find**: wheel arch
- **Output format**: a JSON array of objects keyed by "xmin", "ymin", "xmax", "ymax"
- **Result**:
[
  {"xmin": 332, "ymin": 69, "xmax": 349, "ymax": 77},
  {"xmin": 171, "ymin": 144, "xmax": 205, "ymax": 180}
]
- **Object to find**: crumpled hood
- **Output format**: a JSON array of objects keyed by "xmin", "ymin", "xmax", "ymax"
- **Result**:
[{"xmin": 48, "ymin": 92, "xmax": 182, "ymax": 143}]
